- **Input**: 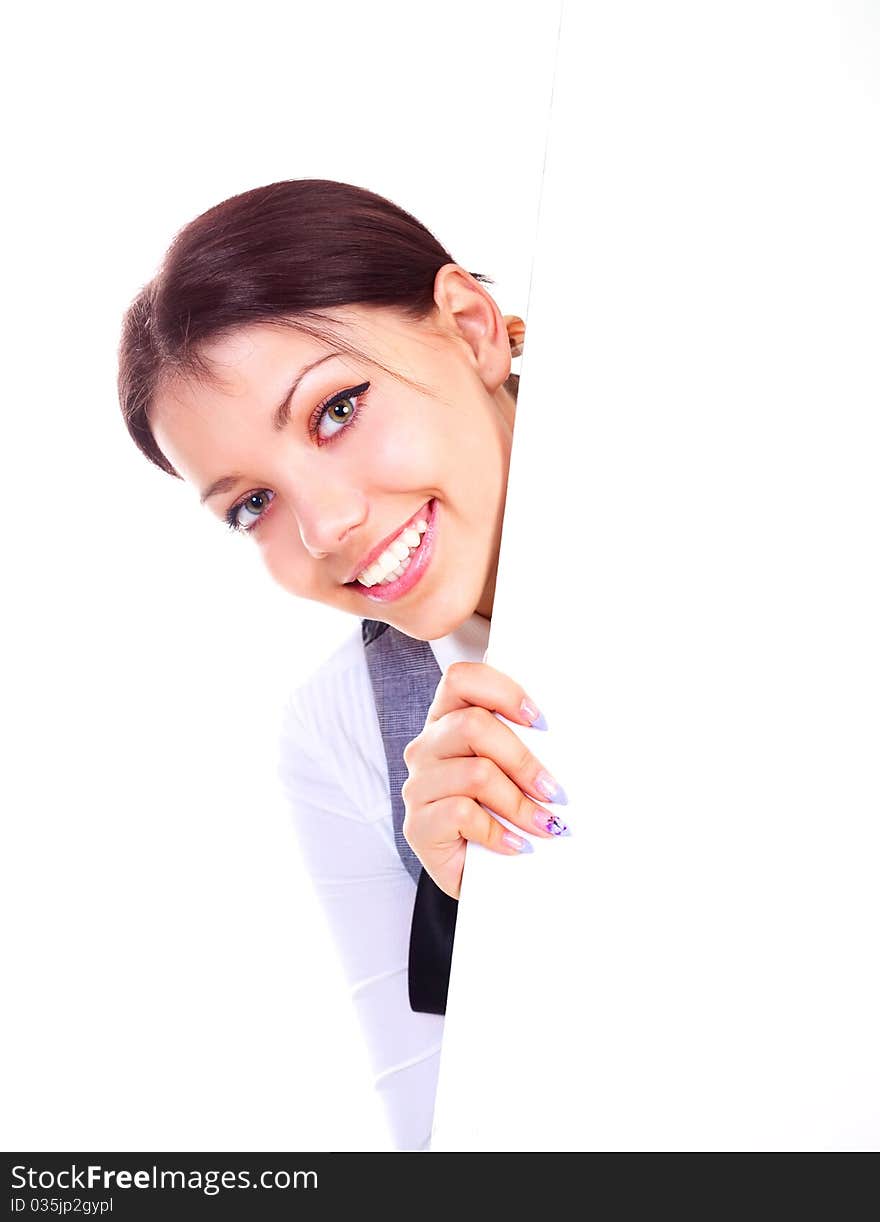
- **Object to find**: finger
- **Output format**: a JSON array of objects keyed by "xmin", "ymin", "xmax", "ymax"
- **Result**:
[
  {"xmin": 425, "ymin": 660, "xmax": 546, "ymax": 732},
  {"xmin": 403, "ymin": 757, "xmax": 570, "ymax": 840},
  {"xmin": 405, "ymin": 794, "xmax": 535, "ymax": 860},
  {"xmin": 416, "ymin": 703, "xmax": 569, "ymax": 809}
]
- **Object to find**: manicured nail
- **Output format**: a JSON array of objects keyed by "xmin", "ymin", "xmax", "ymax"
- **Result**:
[
  {"xmin": 532, "ymin": 810, "xmax": 571, "ymax": 837},
  {"xmin": 520, "ymin": 698, "xmax": 548, "ymax": 730},
  {"xmin": 534, "ymin": 770, "xmax": 568, "ymax": 805},
  {"xmin": 501, "ymin": 831, "xmax": 533, "ymax": 854}
]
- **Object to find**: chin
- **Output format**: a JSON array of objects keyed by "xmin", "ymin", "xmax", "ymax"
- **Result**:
[{"xmin": 395, "ymin": 594, "xmax": 482, "ymax": 643}]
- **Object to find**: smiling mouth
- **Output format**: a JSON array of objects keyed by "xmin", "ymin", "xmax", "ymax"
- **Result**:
[{"xmin": 345, "ymin": 498, "xmax": 438, "ymax": 603}]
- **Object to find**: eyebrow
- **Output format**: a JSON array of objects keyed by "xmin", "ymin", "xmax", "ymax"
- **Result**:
[{"xmin": 199, "ymin": 352, "xmax": 343, "ymax": 504}]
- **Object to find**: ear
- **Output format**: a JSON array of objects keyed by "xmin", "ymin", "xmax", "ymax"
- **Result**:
[{"xmin": 432, "ymin": 264, "xmax": 514, "ymax": 393}]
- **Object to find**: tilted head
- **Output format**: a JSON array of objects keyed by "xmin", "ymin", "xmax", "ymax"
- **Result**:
[{"xmin": 118, "ymin": 179, "xmax": 520, "ymax": 640}]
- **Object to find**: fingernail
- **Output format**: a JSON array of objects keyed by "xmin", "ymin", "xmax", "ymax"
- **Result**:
[
  {"xmin": 501, "ymin": 831, "xmax": 533, "ymax": 854},
  {"xmin": 534, "ymin": 770, "xmax": 568, "ymax": 805},
  {"xmin": 520, "ymin": 698, "xmax": 548, "ymax": 730},
  {"xmin": 532, "ymin": 810, "xmax": 572, "ymax": 837}
]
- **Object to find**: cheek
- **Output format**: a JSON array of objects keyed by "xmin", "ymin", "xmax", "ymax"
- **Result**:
[
  {"xmin": 257, "ymin": 522, "xmax": 315, "ymax": 596},
  {"xmin": 359, "ymin": 412, "xmax": 440, "ymax": 487},
  {"xmin": 362, "ymin": 391, "xmax": 497, "ymax": 496}
]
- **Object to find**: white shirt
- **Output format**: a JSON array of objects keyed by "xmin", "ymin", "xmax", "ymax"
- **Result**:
[{"xmin": 275, "ymin": 612, "xmax": 491, "ymax": 1151}]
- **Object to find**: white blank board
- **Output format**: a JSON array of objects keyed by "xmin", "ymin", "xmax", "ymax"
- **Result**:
[{"xmin": 433, "ymin": 0, "xmax": 880, "ymax": 1151}]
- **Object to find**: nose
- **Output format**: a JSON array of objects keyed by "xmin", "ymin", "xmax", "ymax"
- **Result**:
[{"xmin": 285, "ymin": 480, "xmax": 367, "ymax": 560}]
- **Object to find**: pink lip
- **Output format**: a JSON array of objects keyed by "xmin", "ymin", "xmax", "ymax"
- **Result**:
[
  {"xmin": 345, "ymin": 500, "xmax": 433, "ymax": 585},
  {"xmin": 349, "ymin": 498, "xmax": 438, "ymax": 603}
]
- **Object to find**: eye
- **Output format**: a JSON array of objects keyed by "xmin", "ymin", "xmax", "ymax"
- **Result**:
[
  {"xmin": 225, "ymin": 489, "xmax": 275, "ymax": 533},
  {"xmin": 313, "ymin": 382, "xmax": 370, "ymax": 442}
]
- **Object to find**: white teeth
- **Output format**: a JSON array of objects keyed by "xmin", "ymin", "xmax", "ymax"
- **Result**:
[
  {"xmin": 363, "ymin": 563, "xmax": 385, "ymax": 585},
  {"xmin": 356, "ymin": 509, "xmax": 431, "ymax": 586}
]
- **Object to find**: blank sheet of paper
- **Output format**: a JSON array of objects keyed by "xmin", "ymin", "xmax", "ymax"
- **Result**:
[{"xmin": 432, "ymin": 0, "xmax": 880, "ymax": 1151}]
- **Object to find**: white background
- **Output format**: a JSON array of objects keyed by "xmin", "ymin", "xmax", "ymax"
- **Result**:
[
  {"xmin": 2, "ymin": 1, "xmax": 560, "ymax": 1150},
  {"xmin": 434, "ymin": 0, "xmax": 880, "ymax": 1151}
]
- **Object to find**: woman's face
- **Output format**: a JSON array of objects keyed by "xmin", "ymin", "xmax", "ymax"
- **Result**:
[{"xmin": 150, "ymin": 277, "xmax": 517, "ymax": 641}]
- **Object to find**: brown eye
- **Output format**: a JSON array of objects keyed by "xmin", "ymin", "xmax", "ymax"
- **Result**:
[
  {"xmin": 315, "ymin": 383, "xmax": 369, "ymax": 441},
  {"xmin": 227, "ymin": 490, "xmax": 275, "ymax": 533},
  {"xmin": 328, "ymin": 398, "xmax": 355, "ymax": 423}
]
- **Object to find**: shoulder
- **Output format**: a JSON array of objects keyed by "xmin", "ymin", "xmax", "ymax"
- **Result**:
[
  {"xmin": 281, "ymin": 621, "xmax": 370, "ymax": 734},
  {"xmin": 277, "ymin": 620, "xmax": 388, "ymax": 814}
]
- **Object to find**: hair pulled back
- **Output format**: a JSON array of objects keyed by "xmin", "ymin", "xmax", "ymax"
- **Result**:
[{"xmin": 117, "ymin": 179, "xmax": 493, "ymax": 479}]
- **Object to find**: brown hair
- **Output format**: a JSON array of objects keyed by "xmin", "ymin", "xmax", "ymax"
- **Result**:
[{"xmin": 117, "ymin": 178, "xmax": 512, "ymax": 480}]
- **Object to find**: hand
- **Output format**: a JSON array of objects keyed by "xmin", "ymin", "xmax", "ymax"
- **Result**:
[{"xmin": 401, "ymin": 661, "xmax": 569, "ymax": 900}]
